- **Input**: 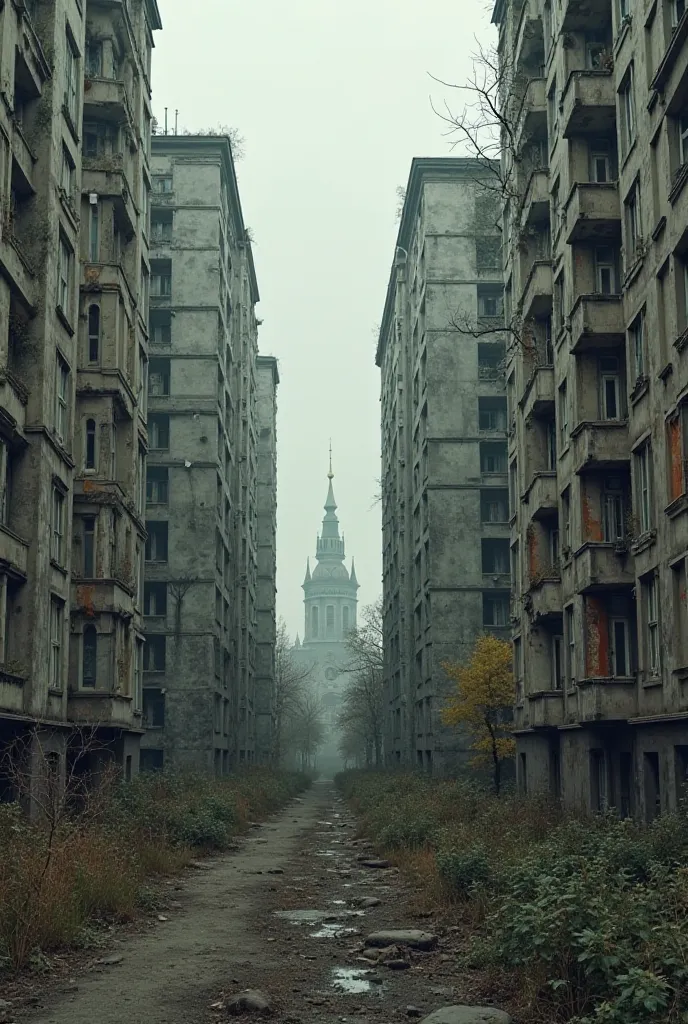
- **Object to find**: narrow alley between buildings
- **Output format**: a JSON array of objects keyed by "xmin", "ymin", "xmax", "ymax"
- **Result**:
[{"xmin": 2, "ymin": 782, "xmax": 510, "ymax": 1024}]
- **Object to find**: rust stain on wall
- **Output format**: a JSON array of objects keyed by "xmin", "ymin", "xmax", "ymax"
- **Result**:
[
  {"xmin": 668, "ymin": 417, "xmax": 683, "ymax": 501},
  {"xmin": 581, "ymin": 483, "xmax": 602, "ymax": 542},
  {"xmin": 585, "ymin": 597, "xmax": 609, "ymax": 677},
  {"xmin": 76, "ymin": 584, "xmax": 96, "ymax": 618}
]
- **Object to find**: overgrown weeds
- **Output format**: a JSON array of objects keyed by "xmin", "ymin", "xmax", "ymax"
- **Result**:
[
  {"xmin": 0, "ymin": 768, "xmax": 308, "ymax": 973},
  {"xmin": 337, "ymin": 771, "xmax": 688, "ymax": 1024}
]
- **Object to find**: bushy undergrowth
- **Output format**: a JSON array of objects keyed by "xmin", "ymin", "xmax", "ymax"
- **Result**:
[
  {"xmin": 0, "ymin": 768, "xmax": 308, "ymax": 971},
  {"xmin": 337, "ymin": 771, "xmax": 688, "ymax": 1024}
]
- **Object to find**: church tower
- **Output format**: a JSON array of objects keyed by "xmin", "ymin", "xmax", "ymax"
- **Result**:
[{"xmin": 301, "ymin": 457, "xmax": 359, "ymax": 644}]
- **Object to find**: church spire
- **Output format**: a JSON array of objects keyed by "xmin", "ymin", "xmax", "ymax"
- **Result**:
[
  {"xmin": 350, "ymin": 558, "xmax": 359, "ymax": 588},
  {"xmin": 303, "ymin": 557, "xmax": 311, "ymax": 584}
]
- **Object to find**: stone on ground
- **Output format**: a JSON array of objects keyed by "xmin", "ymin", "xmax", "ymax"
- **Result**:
[
  {"xmin": 365, "ymin": 929, "xmax": 437, "ymax": 950},
  {"xmin": 419, "ymin": 1007, "xmax": 511, "ymax": 1024},
  {"xmin": 359, "ymin": 896, "xmax": 382, "ymax": 907},
  {"xmin": 225, "ymin": 989, "xmax": 272, "ymax": 1015}
]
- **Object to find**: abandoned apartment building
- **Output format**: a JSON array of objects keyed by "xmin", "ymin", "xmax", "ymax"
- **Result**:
[
  {"xmin": 495, "ymin": 0, "xmax": 688, "ymax": 817},
  {"xmin": 139, "ymin": 134, "xmax": 277, "ymax": 773},
  {"xmin": 377, "ymin": 158, "xmax": 511, "ymax": 775},
  {"xmin": 0, "ymin": 0, "xmax": 162, "ymax": 797}
]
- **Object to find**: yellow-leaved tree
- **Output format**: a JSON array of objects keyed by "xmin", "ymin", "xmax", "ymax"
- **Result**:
[{"xmin": 441, "ymin": 634, "xmax": 516, "ymax": 796}]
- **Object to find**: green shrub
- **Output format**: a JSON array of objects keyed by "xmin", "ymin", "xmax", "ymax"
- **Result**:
[{"xmin": 436, "ymin": 846, "xmax": 492, "ymax": 897}]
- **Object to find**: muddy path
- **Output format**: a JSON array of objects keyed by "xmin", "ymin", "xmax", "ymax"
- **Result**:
[{"xmin": 5, "ymin": 780, "xmax": 510, "ymax": 1024}]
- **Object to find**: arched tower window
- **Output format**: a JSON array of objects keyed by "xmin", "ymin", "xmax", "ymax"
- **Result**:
[
  {"xmin": 82, "ymin": 625, "xmax": 97, "ymax": 688},
  {"xmin": 342, "ymin": 606, "xmax": 350, "ymax": 633},
  {"xmin": 88, "ymin": 305, "xmax": 100, "ymax": 363},
  {"xmin": 311, "ymin": 606, "xmax": 319, "ymax": 638},
  {"xmin": 326, "ymin": 605, "xmax": 335, "ymax": 636},
  {"xmin": 85, "ymin": 418, "xmax": 96, "ymax": 470}
]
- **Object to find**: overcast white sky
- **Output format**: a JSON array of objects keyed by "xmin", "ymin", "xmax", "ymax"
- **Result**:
[{"xmin": 152, "ymin": 0, "xmax": 495, "ymax": 640}]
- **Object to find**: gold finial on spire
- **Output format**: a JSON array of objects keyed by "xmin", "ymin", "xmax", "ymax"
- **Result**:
[{"xmin": 328, "ymin": 439, "xmax": 334, "ymax": 479}]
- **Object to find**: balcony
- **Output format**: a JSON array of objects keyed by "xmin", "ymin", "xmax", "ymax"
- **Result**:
[
  {"xmin": 561, "ymin": 0, "xmax": 614, "ymax": 32},
  {"xmin": 526, "ymin": 575, "xmax": 562, "ymax": 623},
  {"xmin": 77, "ymin": 366, "xmax": 136, "ymax": 421},
  {"xmin": 572, "ymin": 420, "xmax": 629, "ymax": 474},
  {"xmin": 72, "ymin": 580, "xmax": 135, "ymax": 618},
  {"xmin": 82, "ymin": 154, "xmax": 137, "ymax": 238},
  {"xmin": 577, "ymin": 677, "xmax": 637, "ymax": 722},
  {"xmin": 565, "ymin": 183, "xmax": 620, "ymax": 244},
  {"xmin": 514, "ymin": 0, "xmax": 544, "ymax": 74},
  {"xmin": 526, "ymin": 690, "xmax": 565, "ymax": 728},
  {"xmin": 521, "ymin": 260, "xmax": 552, "ymax": 320},
  {"xmin": 570, "ymin": 294, "xmax": 624, "ymax": 353},
  {"xmin": 0, "ymin": 525, "xmax": 29, "ymax": 580},
  {"xmin": 67, "ymin": 691, "xmax": 139, "ymax": 731},
  {"xmin": 12, "ymin": 123, "xmax": 36, "ymax": 193},
  {"xmin": 561, "ymin": 71, "xmax": 616, "ymax": 138},
  {"xmin": 0, "ymin": 235, "xmax": 37, "ymax": 311},
  {"xmin": 83, "ymin": 79, "xmax": 135, "ymax": 133},
  {"xmin": 573, "ymin": 542, "xmax": 634, "ymax": 593},
  {"xmin": 521, "ymin": 364, "xmax": 554, "ymax": 422},
  {"xmin": 0, "ymin": 369, "xmax": 28, "ymax": 431},
  {"xmin": 515, "ymin": 78, "xmax": 547, "ymax": 151},
  {"xmin": 523, "ymin": 471, "xmax": 558, "ymax": 520},
  {"xmin": 521, "ymin": 170, "xmax": 550, "ymax": 230}
]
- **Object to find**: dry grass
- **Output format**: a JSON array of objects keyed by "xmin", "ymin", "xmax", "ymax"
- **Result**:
[{"xmin": 0, "ymin": 768, "xmax": 309, "ymax": 972}]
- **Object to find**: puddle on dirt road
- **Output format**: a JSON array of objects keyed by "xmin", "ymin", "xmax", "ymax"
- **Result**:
[
  {"xmin": 331, "ymin": 968, "xmax": 373, "ymax": 994},
  {"xmin": 275, "ymin": 909, "xmax": 329, "ymax": 924},
  {"xmin": 310, "ymin": 923, "xmax": 359, "ymax": 939}
]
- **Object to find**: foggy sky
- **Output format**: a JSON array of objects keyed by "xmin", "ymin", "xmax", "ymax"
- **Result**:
[{"xmin": 151, "ymin": 0, "xmax": 495, "ymax": 640}]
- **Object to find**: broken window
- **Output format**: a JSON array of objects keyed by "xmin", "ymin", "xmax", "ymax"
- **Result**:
[{"xmin": 145, "ymin": 521, "xmax": 168, "ymax": 562}]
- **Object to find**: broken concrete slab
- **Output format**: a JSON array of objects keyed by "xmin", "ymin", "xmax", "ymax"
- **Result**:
[{"xmin": 419, "ymin": 1007, "xmax": 511, "ymax": 1024}]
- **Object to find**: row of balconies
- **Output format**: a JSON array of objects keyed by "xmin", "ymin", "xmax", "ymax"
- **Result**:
[{"xmin": 516, "ymin": 676, "xmax": 638, "ymax": 731}]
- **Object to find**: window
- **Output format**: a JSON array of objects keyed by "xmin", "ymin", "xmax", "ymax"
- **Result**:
[
  {"xmin": 610, "ymin": 617, "xmax": 631, "ymax": 676},
  {"xmin": 51, "ymin": 486, "xmax": 65, "ymax": 564},
  {"xmin": 600, "ymin": 355, "xmax": 621, "ymax": 420},
  {"xmin": 671, "ymin": 0, "xmax": 686, "ymax": 27},
  {"xmin": 87, "ymin": 305, "xmax": 100, "ymax": 363},
  {"xmin": 618, "ymin": 0, "xmax": 630, "ymax": 19},
  {"xmin": 620, "ymin": 66, "xmax": 636, "ymax": 156},
  {"xmin": 151, "ymin": 262, "xmax": 171, "ymax": 297},
  {"xmin": 479, "ymin": 397, "xmax": 507, "ymax": 431},
  {"xmin": 54, "ymin": 354, "xmax": 69, "ymax": 443},
  {"xmin": 558, "ymin": 380, "xmax": 568, "ymax": 448},
  {"xmin": 630, "ymin": 309, "xmax": 645, "ymax": 380},
  {"xmin": 143, "ymin": 634, "xmax": 166, "ymax": 672},
  {"xmin": 549, "ymin": 527, "xmax": 560, "ymax": 566},
  {"xmin": 342, "ymin": 606, "xmax": 350, "ymax": 633},
  {"xmin": 644, "ymin": 751, "xmax": 661, "ymax": 821},
  {"xmin": 151, "ymin": 212, "xmax": 173, "ymax": 242},
  {"xmin": 554, "ymin": 270, "xmax": 565, "ymax": 330},
  {"xmin": 644, "ymin": 574, "xmax": 660, "ymax": 676},
  {"xmin": 153, "ymin": 175, "xmax": 173, "ymax": 193},
  {"xmin": 552, "ymin": 634, "xmax": 564, "ymax": 690},
  {"xmin": 586, "ymin": 40, "xmax": 610, "ymax": 69},
  {"xmin": 547, "ymin": 420, "xmax": 558, "ymax": 469},
  {"xmin": 478, "ymin": 343, "xmax": 504, "ymax": 380},
  {"xmin": 89, "ymin": 201, "xmax": 99, "ymax": 262},
  {"xmin": 311, "ymin": 605, "xmax": 319, "ymax": 637},
  {"xmin": 481, "ymin": 490, "xmax": 509, "ymax": 522},
  {"xmin": 57, "ymin": 235, "xmax": 73, "ymax": 318},
  {"xmin": 634, "ymin": 441, "xmax": 653, "ymax": 533},
  {"xmin": 482, "ymin": 592, "xmax": 509, "ymax": 626},
  {"xmin": 562, "ymin": 487, "xmax": 571, "ymax": 551},
  {"xmin": 0, "ymin": 440, "xmax": 11, "ymax": 526},
  {"xmin": 481, "ymin": 538, "xmax": 510, "ymax": 574},
  {"xmin": 83, "ymin": 418, "xmax": 96, "ymax": 471},
  {"xmin": 82, "ymin": 625, "xmax": 97, "ymax": 688},
  {"xmin": 148, "ymin": 414, "xmax": 169, "ymax": 450},
  {"xmin": 143, "ymin": 688, "xmax": 165, "ymax": 728},
  {"xmin": 145, "ymin": 521, "xmax": 168, "ymax": 562},
  {"xmin": 60, "ymin": 145, "xmax": 75, "ymax": 196},
  {"xmin": 565, "ymin": 605, "xmax": 576, "ymax": 685},
  {"xmin": 83, "ymin": 516, "xmax": 95, "ymax": 576},
  {"xmin": 625, "ymin": 179, "xmax": 642, "ymax": 260},
  {"xmin": 85, "ymin": 40, "xmax": 102, "ymax": 78},
  {"xmin": 148, "ymin": 358, "xmax": 170, "ymax": 396},
  {"xmin": 590, "ymin": 141, "xmax": 612, "ymax": 183},
  {"xmin": 326, "ymin": 604, "xmax": 335, "ymax": 634},
  {"xmin": 679, "ymin": 114, "xmax": 688, "ymax": 167},
  {"xmin": 49, "ymin": 598, "xmax": 64, "ymax": 691},
  {"xmin": 144, "ymin": 582, "xmax": 167, "ymax": 616},
  {"xmin": 149, "ymin": 312, "xmax": 171, "ymax": 347},
  {"xmin": 480, "ymin": 442, "xmax": 507, "ymax": 474},
  {"xmin": 602, "ymin": 475, "xmax": 626, "ymax": 541},
  {"xmin": 146, "ymin": 466, "xmax": 168, "ymax": 504},
  {"xmin": 595, "ymin": 247, "xmax": 617, "ymax": 294},
  {"xmin": 547, "ymin": 77, "xmax": 558, "ymax": 144},
  {"xmin": 477, "ymin": 286, "xmax": 503, "ymax": 319},
  {"xmin": 140, "ymin": 749, "xmax": 164, "ymax": 772},
  {"xmin": 64, "ymin": 30, "xmax": 79, "ymax": 123}
]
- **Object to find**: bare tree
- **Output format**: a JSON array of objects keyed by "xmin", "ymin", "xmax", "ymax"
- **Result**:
[
  {"xmin": 338, "ymin": 600, "xmax": 385, "ymax": 767},
  {"xmin": 285, "ymin": 692, "xmax": 326, "ymax": 772},
  {"xmin": 272, "ymin": 619, "xmax": 312, "ymax": 766}
]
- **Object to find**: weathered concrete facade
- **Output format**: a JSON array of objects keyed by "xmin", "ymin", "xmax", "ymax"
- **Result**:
[
  {"xmin": 142, "ymin": 134, "xmax": 273, "ymax": 772},
  {"xmin": 0, "ymin": 0, "xmax": 161, "ymax": 797},
  {"xmin": 255, "ymin": 355, "xmax": 278, "ymax": 763},
  {"xmin": 495, "ymin": 0, "xmax": 688, "ymax": 816},
  {"xmin": 376, "ymin": 158, "xmax": 510, "ymax": 775}
]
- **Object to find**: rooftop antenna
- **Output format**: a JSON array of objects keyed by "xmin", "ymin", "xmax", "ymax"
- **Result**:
[
  {"xmin": 164, "ymin": 107, "xmax": 168, "ymax": 135},
  {"xmin": 175, "ymin": 109, "xmax": 179, "ymax": 135},
  {"xmin": 328, "ymin": 439, "xmax": 333, "ymax": 480}
]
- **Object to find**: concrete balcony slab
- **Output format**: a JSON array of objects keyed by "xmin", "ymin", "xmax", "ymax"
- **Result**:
[
  {"xmin": 521, "ymin": 260, "xmax": 553, "ymax": 320},
  {"xmin": 0, "ymin": 525, "xmax": 29, "ymax": 581},
  {"xmin": 521, "ymin": 364, "xmax": 554, "ymax": 422},
  {"xmin": 523, "ymin": 471, "xmax": 558, "ymax": 520},
  {"xmin": 566, "ymin": 182, "xmax": 620, "ymax": 243},
  {"xmin": 570, "ymin": 294, "xmax": 625, "ymax": 352},
  {"xmin": 521, "ymin": 170, "xmax": 550, "ymax": 230},
  {"xmin": 67, "ymin": 691, "xmax": 139, "ymax": 730},
  {"xmin": 526, "ymin": 576, "xmax": 562, "ymax": 623},
  {"xmin": 577, "ymin": 676, "xmax": 638, "ymax": 722},
  {"xmin": 572, "ymin": 420, "xmax": 629, "ymax": 474},
  {"xmin": 573, "ymin": 542, "xmax": 634, "ymax": 592},
  {"xmin": 515, "ymin": 78, "xmax": 547, "ymax": 151},
  {"xmin": 562, "ymin": 71, "xmax": 616, "ymax": 138},
  {"xmin": 526, "ymin": 690, "xmax": 565, "ymax": 728},
  {"xmin": 514, "ymin": 0, "xmax": 544, "ymax": 73}
]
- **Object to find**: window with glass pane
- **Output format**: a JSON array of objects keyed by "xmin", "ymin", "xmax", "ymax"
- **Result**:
[
  {"xmin": 89, "ymin": 203, "xmax": 99, "ymax": 262},
  {"xmin": 671, "ymin": 0, "xmax": 686, "ymax": 27},
  {"xmin": 87, "ymin": 305, "xmax": 100, "ymax": 363},
  {"xmin": 51, "ymin": 487, "xmax": 64, "ymax": 563},
  {"xmin": 547, "ymin": 420, "xmax": 557, "ymax": 469},
  {"xmin": 50, "ymin": 599, "xmax": 63, "ymax": 690},
  {"xmin": 148, "ymin": 414, "xmax": 169, "ymax": 450},
  {"xmin": 57, "ymin": 236, "xmax": 72, "ymax": 317},
  {"xmin": 479, "ymin": 397, "xmax": 507, "ymax": 431},
  {"xmin": 566, "ymin": 605, "xmax": 575, "ymax": 685},
  {"xmin": 602, "ymin": 477, "xmax": 626, "ymax": 541},
  {"xmin": 611, "ymin": 618, "xmax": 630, "ymax": 676},
  {"xmin": 635, "ymin": 443, "xmax": 653, "ymax": 533},
  {"xmin": 64, "ymin": 32, "xmax": 78, "ymax": 122},
  {"xmin": 552, "ymin": 634, "xmax": 564, "ymax": 689},
  {"xmin": 630, "ymin": 310, "xmax": 645, "ymax": 379},
  {"xmin": 645, "ymin": 575, "xmax": 660, "ymax": 675},
  {"xmin": 82, "ymin": 626, "xmax": 97, "ymax": 687},
  {"xmin": 86, "ymin": 41, "xmax": 102, "ymax": 78},
  {"xmin": 590, "ymin": 142, "xmax": 611, "ymax": 183},
  {"xmin": 82, "ymin": 516, "xmax": 95, "ymax": 576},
  {"xmin": 146, "ymin": 467, "xmax": 169, "ymax": 504},
  {"xmin": 600, "ymin": 356, "xmax": 621, "ymax": 419},
  {"xmin": 148, "ymin": 358, "xmax": 170, "ymax": 396},
  {"xmin": 595, "ymin": 247, "xmax": 616, "ymax": 294},
  {"xmin": 680, "ymin": 115, "xmax": 688, "ymax": 166},
  {"xmin": 558, "ymin": 380, "xmax": 568, "ymax": 447},
  {"xmin": 620, "ymin": 68, "xmax": 636, "ymax": 155}
]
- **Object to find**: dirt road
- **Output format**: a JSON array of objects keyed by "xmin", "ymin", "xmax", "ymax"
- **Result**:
[{"xmin": 6, "ymin": 780, "xmax": 509, "ymax": 1024}]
